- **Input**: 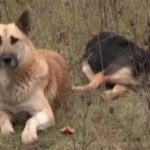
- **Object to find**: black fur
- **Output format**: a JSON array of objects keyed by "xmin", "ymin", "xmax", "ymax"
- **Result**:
[
  {"xmin": 82, "ymin": 31, "xmax": 150, "ymax": 78},
  {"xmin": 15, "ymin": 10, "xmax": 31, "ymax": 35}
]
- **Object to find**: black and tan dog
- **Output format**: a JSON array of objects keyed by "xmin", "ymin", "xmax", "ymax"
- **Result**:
[
  {"xmin": 73, "ymin": 31, "xmax": 150, "ymax": 100},
  {"xmin": 0, "ymin": 10, "xmax": 69, "ymax": 144}
]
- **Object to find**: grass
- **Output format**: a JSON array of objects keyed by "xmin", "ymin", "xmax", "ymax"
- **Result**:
[
  {"xmin": 0, "ymin": 0, "xmax": 150, "ymax": 149},
  {"xmin": 0, "ymin": 91, "xmax": 149, "ymax": 150}
]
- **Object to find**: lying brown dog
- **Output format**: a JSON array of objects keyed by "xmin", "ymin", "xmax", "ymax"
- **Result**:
[{"xmin": 0, "ymin": 10, "xmax": 69, "ymax": 144}]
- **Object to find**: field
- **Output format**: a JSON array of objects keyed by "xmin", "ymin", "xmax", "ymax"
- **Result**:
[{"xmin": 0, "ymin": 0, "xmax": 150, "ymax": 149}]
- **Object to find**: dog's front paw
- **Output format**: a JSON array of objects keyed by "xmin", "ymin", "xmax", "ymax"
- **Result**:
[
  {"xmin": 22, "ymin": 129, "xmax": 38, "ymax": 144},
  {"xmin": 1, "ymin": 120, "xmax": 15, "ymax": 135},
  {"xmin": 100, "ymin": 90, "xmax": 113, "ymax": 102}
]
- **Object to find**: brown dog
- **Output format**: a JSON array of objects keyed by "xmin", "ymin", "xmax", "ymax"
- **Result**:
[{"xmin": 0, "ymin": 10, "xmax": 69, "ymax": 144}]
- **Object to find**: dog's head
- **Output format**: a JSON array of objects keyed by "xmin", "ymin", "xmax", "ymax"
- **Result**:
[{"xmin": 0, "ymin": 10, "xmax": 34, "ymax": 69}]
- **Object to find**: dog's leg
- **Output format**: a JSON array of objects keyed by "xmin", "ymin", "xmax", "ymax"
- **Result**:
[
  {"xmin": 22, "ymin": 110, "xmax": 54, "ymax": 144},
  {"xmin": 21, "ymin": 89, "xmax": 55, "ymax": 144},
  {"xmin": 101, "ymin": 84, "xmax": 128, "ymax": 101},
  {"xmin": 82, "ymin": 61, "xmax": 95, "ymax": 81},
  {"xmin": 72, "ymin": 72, "xmax": 104, "ymax": 91},
  {"xmin": 0, "ymin": 110, "xmax": 14, "ymax": 135},
  {"xmin": 105, "ymin": 75, "xmax": 140, "ymax": 91}
]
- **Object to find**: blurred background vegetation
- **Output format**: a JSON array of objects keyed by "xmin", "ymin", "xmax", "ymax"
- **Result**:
[{"xmin": 0, "ymin": 0, "xmax": 150, "ymax": 150}]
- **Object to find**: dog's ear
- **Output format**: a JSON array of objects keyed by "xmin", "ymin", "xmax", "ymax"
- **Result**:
[{"xmin": 15, "ymin": 10, "xmax": 31, "ymax": 35}]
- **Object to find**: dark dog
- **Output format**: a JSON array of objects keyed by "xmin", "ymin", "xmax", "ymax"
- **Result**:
[{"xmin": 72, "ymin": 31, "xmax": 150, "ymax": 101}]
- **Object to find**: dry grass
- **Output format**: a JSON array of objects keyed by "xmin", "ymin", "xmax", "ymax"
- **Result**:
[{"xmin": 0, "ymin": 0, "xmax": 150, "ymax": 149}]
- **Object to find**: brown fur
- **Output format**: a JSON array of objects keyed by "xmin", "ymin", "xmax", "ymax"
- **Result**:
[{"xmin": 0, "ymin": 49, "xmax": 69, "ymax": 105}]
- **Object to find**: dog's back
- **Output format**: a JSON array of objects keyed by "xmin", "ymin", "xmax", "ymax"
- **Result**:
[
  {"xmin": 82, "ymin": 31, "xmax": 148, "ymax": 76},
  {"xmin": 38, "ymin": 50, "xmax": 69, "ymax": 106}
]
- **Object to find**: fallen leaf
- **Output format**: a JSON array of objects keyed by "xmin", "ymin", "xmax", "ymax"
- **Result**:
[{"xmin": 60, "ymin": 126, "xmax": 75, "ymax": 134}]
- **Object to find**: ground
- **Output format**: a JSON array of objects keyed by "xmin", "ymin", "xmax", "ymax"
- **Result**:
[{"xmin": 0, "ymin": 0, "xmax": 150, "ymax": 149}]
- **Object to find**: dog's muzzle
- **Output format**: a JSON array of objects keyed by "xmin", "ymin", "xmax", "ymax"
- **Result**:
[{"xmin": 0, "ymin": 53, "xmax": 18, "ymax": 68}]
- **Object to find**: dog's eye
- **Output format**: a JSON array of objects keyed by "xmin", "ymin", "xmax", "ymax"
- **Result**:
[
  {"xmin": 0, "ymin": 36, "xmax": 2, "ymax": 45},
  {"xmin": 10, "ymin": 36, "xmax": 19, "ymax": 45}
]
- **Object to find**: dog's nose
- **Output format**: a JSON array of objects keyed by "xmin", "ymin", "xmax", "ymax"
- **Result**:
[{"xmin": 0, "ymin": 53, "xmax": 18, "ymax": 68}]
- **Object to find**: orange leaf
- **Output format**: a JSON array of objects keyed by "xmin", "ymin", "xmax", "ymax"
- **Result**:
[{"xmin": 60, "ymin": 126, "xmax": 75, "ymax": 134}]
